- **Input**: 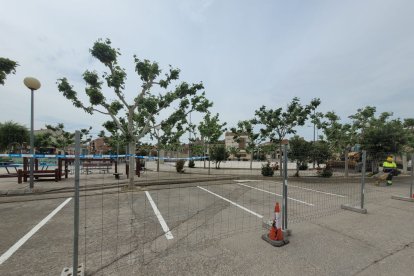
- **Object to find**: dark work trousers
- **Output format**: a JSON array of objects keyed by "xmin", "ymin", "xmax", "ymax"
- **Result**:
[{"xmin": 383, "ymin": 168, "xmax": 395, "ymax": 181}]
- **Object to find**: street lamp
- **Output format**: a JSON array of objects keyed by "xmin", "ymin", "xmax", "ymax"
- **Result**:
[
  {"xmin": 155, "ymin": 125, "xmax": 161, "ymax": 172},
  {"xmin": 24, "ymin": 77, "xmax": 41, "ymax": 190}
]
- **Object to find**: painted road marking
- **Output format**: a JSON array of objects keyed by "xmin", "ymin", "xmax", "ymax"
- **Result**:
[
  {"xmin": 285, "ymin": 183, "xmax": 346, "ymax": 198},
  {"xmin": 145, "ymin": 191, "xmax": 174, "ymax": 240},
  {"xmin": 197, "ymin": 186, "xmax": 263, "ymax": 218},
  {"xmin": 0, "ymin": 197, "xmax": 72, "ymax": 265},
  {"xmin": 237, "ymin": 183, "xmax": 314, "ymax": 207}
]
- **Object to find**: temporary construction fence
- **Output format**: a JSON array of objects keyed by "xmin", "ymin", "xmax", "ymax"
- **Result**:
[{"xmin": 3, "ymin": 135, "xmax": 412, "ymax": 274}]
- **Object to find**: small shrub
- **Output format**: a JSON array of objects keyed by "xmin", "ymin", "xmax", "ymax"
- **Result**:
[
  {"xmin": 176, "ymin": 160, "xmax": 185, "ymax": 173},
  {"xmin": 299, "ymin": 163, "xmax": 308, "ymax": 170},
  {"xmin": 261, "ymin": 162, "xmax": 274, "ymax": 177},
  {"xmin": 188, "ymin": 160, "xmax": 195, "ymax": 168},
  {"xmin": 319, "ymin": 167, "xmax": 333, "ymax": 178}
]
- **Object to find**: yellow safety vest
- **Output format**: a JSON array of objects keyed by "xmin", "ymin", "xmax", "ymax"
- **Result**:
[{"xmin": 383, "ymin": 161, "xmax": 396, "ymax": 169}]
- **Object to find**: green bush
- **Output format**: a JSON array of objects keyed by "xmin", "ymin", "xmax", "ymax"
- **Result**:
[
  {"xmin": 261, "ymin": 162, "xmax": 274, "ymax": 177},
  {"xmin": 176, "ymin": 160, "xmax": 185, "ymax": 173},
  {"xmin": 299, "ymin": 163, "xmax": 308, "ymax": 170},
  {"xmin": 320, "ymin": 167, "xmax": 333, "ymax": 178},
  {"xmin": 188, "ymin": 160, "xmax": 195, "ymax": 168}
]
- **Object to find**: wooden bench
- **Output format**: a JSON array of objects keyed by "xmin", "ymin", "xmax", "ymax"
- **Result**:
[
  {"xmin": 82, "ymin": 162, "xmax": 112, "ymax": 174},
  {"xmin": 18, "ymin": 169, "xmax": 60, "ymax": 183}
]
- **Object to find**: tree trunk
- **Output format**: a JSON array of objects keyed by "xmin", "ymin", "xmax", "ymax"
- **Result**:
[{"xmin": 128, "ymin": 141, "xmax": 135, "ymax": 189}]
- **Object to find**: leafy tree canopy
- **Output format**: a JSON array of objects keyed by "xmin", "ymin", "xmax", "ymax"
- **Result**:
[{"xmin": 0, "ymin": 57, "xmax": 18, "ymax": 85}]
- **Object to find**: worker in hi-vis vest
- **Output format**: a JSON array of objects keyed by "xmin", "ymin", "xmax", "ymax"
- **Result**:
[{"xmin": 382, "ymin": 156, "xmax": 397, "ymax": 186}]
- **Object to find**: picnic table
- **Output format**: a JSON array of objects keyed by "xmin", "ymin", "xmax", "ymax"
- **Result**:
[{"xmin": 0, "ymin": 162, "xmax": 22, "ymax": 174}]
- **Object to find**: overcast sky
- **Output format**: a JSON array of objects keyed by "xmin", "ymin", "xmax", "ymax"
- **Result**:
[{"xmin": 1, "ymin": 0, "xmax": 413, "ymax": 142}]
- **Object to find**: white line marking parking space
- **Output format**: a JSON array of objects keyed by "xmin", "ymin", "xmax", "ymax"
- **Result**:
[
  {"xmin": 0, "ymin": 197, "xmax": 72, "ymax": 265},
  {"xmin": 145, "ymin": 191, "xmax": 174, "ymax": 240},
  {"xmin": 237, "ymin": 183, "xmax": 314, "ymax": 207},
  {"xmin": 197, "ymin": 186, "xmax": 263, "ymax": 218},
  {"xmin": 286, "ymin": 184, "xmax": 346, "ymax": 198}
]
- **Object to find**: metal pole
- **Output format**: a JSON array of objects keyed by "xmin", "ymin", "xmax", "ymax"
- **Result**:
[
  {"xmin": 73, "ymin": 131, "xmax": 80, "ymax": 273},
  {"xmin": 282, "ymin": 144, "xmax": 288, "ymax": 230},
  {"xmin": 360, "ymin": 150, "xmax": 366, "ymax": 209},
  {"xmin": 344, "ymin": 148, "xmax": 349, "ymax": 177},
  {"xmin": 410, "ymin": 154, "xmax": 414, "ymax": 198},
  {"xmin": 29, "ymin": 89, "xmax": 35, "ymax": 190}
]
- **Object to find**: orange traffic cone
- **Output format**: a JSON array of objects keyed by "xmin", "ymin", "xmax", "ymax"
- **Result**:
[
  {"xmin": 274, "ymin": 202, "xmax": 284, "ymax": 241},
  {"xmin": 268, "ymin": 221, "xmax": 277, "ymax": 240}
]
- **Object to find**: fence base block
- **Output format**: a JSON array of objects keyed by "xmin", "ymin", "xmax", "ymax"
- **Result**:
[
  {"xmin": 61, "ymin": 263, "xmax": 84, "ymax": 276},
  {"xmin": 262, "ymin": 233, "xmax": 289, "ymax": 247},
  {"xmin": 391, "ymin": 195, "xmax": 414, "ymax": 202},
  {"xmin": 341, "ymin": 204, "xmax": 367, "ymax": 214},
  {"xmin": 262, "ymin": 220, "xmax": 292, "ymax": 236}
]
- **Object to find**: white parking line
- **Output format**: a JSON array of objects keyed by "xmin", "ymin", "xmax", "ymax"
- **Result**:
[
  {"xmin": 197, "ymin": 186, "xmax": 263, "ymax": 218},
  {"xmin": 145, "ymin": 191, "xmax": 174, "ymax": 240},
  {"xmin": 286, "ymin": 184, "xmax": 346, "ymax": 198},
  {"xmin": 237, "ymin": 183, "xmax": 314, "ymax": 207},
  {"xmin": 0, "ymin": 197, "xmax": 72, "ymax": 265}
]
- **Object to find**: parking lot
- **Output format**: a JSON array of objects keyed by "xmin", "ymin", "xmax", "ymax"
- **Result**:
[{"xmin": 1, "ymin": 175, "xmax": 414, "ymax": 275}]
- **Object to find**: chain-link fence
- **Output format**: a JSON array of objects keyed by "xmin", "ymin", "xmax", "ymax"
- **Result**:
[{"xmin": 3, "ymin": 138, "xmax": 413, "ymax": 275}]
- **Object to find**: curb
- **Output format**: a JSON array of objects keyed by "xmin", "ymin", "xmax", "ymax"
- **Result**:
[{"xmin": 0, "ymin": 176, "xmax": 239, "ymax": 197}]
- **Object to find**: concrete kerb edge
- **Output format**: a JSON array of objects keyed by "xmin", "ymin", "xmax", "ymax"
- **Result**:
[{"xmin": 0, "ymin": 176, "xmax": 239, "ymax": 197}]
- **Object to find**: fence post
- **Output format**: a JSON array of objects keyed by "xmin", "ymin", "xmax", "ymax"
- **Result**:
[
  {"xmin": 282, "ymin": 144, "xmax": 289, "ymax": 233},
  {"xmin": 411, "ymin": 154, "xmax": 414, "ymax": 199},
  {"xmin": 360, "ymin": 150, "xmax": 366, "ymax": 210},
  {"xmin": 62, "ymin": 131, "xmax": 83, "ymax": 276},
  {"xmin": 341, "ymin": 150, "xmax": 367, "ymax": 213},
  {"xmin": 73, "ymin": 131, "xmax": 80, "ymax": 274},
  {"xmin": 344, "ymin": 148, "xmax": 349, "ymax": 177},
  {"xmin": 391, "ymin": 153, "xmax": 414, "ymax": 202}
]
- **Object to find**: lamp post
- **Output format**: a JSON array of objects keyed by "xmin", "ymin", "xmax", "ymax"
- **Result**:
[
  {"xmin": 24, "ymin": 77, "xmax": 41, "ymax": 190},
  {"xmin": 155, "ymin": 125, "xmax": 161, "ymax": 172}
]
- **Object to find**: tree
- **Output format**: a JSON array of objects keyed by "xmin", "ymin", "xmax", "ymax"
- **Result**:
[
  {"xmin": 198, "ymin": 112, "xmax": 227, "ymax": 173},
  {"xmin": 45, "ymin": 123, "xmax": 75, "ymax": 154},
  {"xmin": 320, "ymin": 111, "xmax": 354, "ymax": 154},
  {"xmin": 209, "ymin": 144, "xmax": 229, "ymax": 169},
  {"xmin": 289, "ymin": 136, "xmax": 312, "ymax": 176},
  {"xmin": 254, "ymin": 97, "xmax": 321, "ymax": 175},
  {"xmin": 57, "ymin": 39, "xmax": 211, "ymax": 188},
  {"xmin": 228, "ymin": 146, "xmax": 240, "ymax": 160},
  {"xmin": 230, "ymin": 119, "xmax": 262, "ymax": 169},
  {"xmin": 0, "ymin": 121, "xmax": 29, "ymax": 152},
  {"xmin": 310, "ymin": 140, "xmax": 332, "ymax": 167},
  {"xmin": 403, "ymin": 118, "xmax": 414, "ymax": 152},
  {"xmin": 0, "ymin": 57, "xmax": 18, "ymax": 85}
]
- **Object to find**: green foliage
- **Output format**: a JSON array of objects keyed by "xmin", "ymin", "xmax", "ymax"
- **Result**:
[
  {"xmin": 261, "ymin": 161, "xmax": 274, "ymax": 177},
  {"xmin": 254, "ymin": 97, "xmax": 321, "ymax": 143},
  {"xmin": 0, "ymin": 57, "xmax": 18, "ymax": 85},
  {"xmin": 299, "ymin": 163, "xmax": 308, "ymax": 170},
  {"xmin": 289, "ymin": 135, "xmax": 312, "ymax": 176},
  {"xmin": 230, "ymin": 120, "xmax": 262, "ymax": 154},
  {"xmin": 0, "ymin": 121, "xmax": 29, "ymax": 152},
  {"xmin": 209, "ymin": 144, "xmax": 229, "ymax": 169},
  {"xmin": 318, "ymin": 167, "xmax": 333, "ymax": 178},
  {"xmin": 176, "ymin": 159, "xmax": 185, "ymax": 173},
  {"xmin": 198, "ymin": 112, "xmax": 227, "ymax": 144},
  {"xmin": 57, "ymin": 38, "xmax": 213, "ymax": 185},
  {"xmin": 310, "ymin": 140, "xmax": 332, "ymax": 166},
  {"xmin": 188, "ymin": 160, "xmax": 195, "ymax": 168},
  {"xmin": 44, "ymin": 123, "xmax": 75, "ymax": 151}
]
